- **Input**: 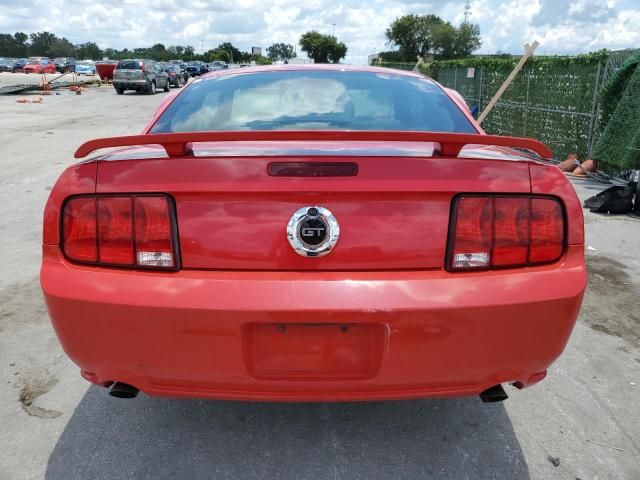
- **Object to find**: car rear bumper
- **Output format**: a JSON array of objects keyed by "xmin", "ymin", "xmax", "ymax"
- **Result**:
[
  {"xmin": 113, "ymin": 80, "xmax": 147, "ymax": 87},
  {"xmin": 41, "ymin": 244, "xmax": 586, "ymax": 401}
]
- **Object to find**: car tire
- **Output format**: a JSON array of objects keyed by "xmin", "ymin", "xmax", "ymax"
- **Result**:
[
  {"xmin": 164, "ymin": 80, "xmax": 170, "ymax": 92},
  {"xmin": 147, "ymin": 81, "xmax": 156, "ymax": 95},
  {"xmin": 115, "ymin": 87, "xmax": 124, "ymax": 95}
]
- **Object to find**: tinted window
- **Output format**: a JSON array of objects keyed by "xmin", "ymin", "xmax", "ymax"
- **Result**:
[
  {"xmin": 150, "ymin": 71, "xmax": 476, "ymax": 134},
  {"xmin": 117, "ymin": 61, "xmax": 142, "ymax": 70}
]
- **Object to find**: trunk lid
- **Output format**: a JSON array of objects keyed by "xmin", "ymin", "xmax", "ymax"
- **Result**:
[{"xmin": 95, "ymin": 142, "xmax": 533, "ymax": 271}]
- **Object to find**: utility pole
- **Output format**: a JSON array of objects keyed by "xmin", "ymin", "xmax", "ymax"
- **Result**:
[
  {"xmin": 332, "ymin": 23, "xmax": 336, "ymax": 36},
  {"xmin": 201, "ymin": 40, "xmax": 204, "ymax": 55},
  {"xmin": 464, "ymin": 0, "xmax": 472, "ymax": 24}
]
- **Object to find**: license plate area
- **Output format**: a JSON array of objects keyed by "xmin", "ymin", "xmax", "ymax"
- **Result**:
[{"xmin": 244, "ymin": 323, "xmax": 385, "ymax": 381}]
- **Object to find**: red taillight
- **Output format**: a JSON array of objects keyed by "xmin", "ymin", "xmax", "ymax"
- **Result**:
[
  {"xmin": 62, "ymin": 197, "xmax": 97, "ymax": 262},
  {"xmin": 62, "ymin": 195, "xmax": 178, "ymax": 269},
  {"xmin": 98, "ymin": 197, "xmax": 134, "ymax": 265},
  {"xmin": 448, "ymin": 195, "xmax": 564, "ymax": 271},
  {"xmin": 134, "ymin": 196, "xmax": 175, "ymax": 267},
  {"xmin": 450, "ymin": 197, "xmax": 492, "ymax": 269},
  {"xmin": 529, "ymin": 198, "xmax": 564, "ymax": 263},
  {"xmin": 492, "ymin": 197, "xmax": 529, "ymax": 267}
]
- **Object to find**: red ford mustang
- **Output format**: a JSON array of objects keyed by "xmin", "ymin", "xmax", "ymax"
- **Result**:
[{"xmin": 41, "ymin": 65, "xmax": 586, "ymax": 402}]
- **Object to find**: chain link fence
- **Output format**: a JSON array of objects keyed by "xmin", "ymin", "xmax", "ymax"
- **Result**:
[{"xmin": 425, "ymin": 50, "xmax": 638, "ymax": 162}]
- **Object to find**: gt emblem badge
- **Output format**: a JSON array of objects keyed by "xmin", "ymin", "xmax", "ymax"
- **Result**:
[{"xmin": 287, "ymin": 206, "xmax": 340, "ymax": 257}]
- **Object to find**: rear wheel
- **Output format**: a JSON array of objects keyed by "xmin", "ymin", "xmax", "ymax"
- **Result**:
[
  {"xmin": 163, "ymin": 79, "xmax": 170, "ymax": 92},
  {"xmin": 147, "ymin": 81, "xmax": 156, "ymax": 95}
]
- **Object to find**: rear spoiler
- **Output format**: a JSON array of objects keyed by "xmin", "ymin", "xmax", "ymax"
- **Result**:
[{"xmin": 74, "ymin": 131, "xmax": 553, "ymax": 160}]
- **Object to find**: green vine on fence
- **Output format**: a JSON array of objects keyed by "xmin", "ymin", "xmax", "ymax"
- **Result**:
[
  {"xmin": 592, "ymin": 50, "xmax": 640, "ymax": 174},
  {"xmin": 419, "ymin": 50, "xmax": 609, "ymax": 78},
  {"xmin": 376, "ymin": 49, "xmax": 639, "ymax": 173}
]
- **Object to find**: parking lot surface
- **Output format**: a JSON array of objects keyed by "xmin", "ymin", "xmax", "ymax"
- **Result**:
[{"xmin": 0, "ymin": 87, "xmax": 639, "ymax": 480}]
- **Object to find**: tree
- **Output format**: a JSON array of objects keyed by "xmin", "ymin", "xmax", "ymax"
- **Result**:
[
  {"xmin": 183, "ymin": 46, "xmax": 196, "ymax": 60},
  {"xmin": 299, "ymin": 31, "xmax": 347, "ymax": 64},
  {"xmin": 49, "ymin": 37, "xmax": 76, "ymax": 57},
  {"xmin": 216, "ymin": 42, "xmax": 242, "ymax": 63},
  {"xmin": 206, "ymin": 47, "xmax": 231, "ymax": 63},
  {"xmin": 251, "ymin": 55, "xmax": 272, "ymax": 65},
  {"xmin": 77, "ymin": 42, "xmax": 103, "ymax": 60},
  {"xmin": 431, "ymin": 23, "xmax": 456, "ymax": 59},
  {"xmin": 0, "ymin": 32, "xmax": 29, "ymax": 57},
  {"xmin": 385, "ymin": 15, "xmax": 481, "ymax": 61},
  {"xmin": 168, "ymin": 45, "xmax": 185, "ymax": 58},
  {"xmin": 385, "ymin": 15, "xmax": 445, "ymax": 60},
  {"xmin": 453, "ymin": 23, "xmax": 482, "ymax": 58},
  {"xmin": 266, "ymin": 43, "xmax": 296, "ymax": 62},
  {"xmin": 328, "ymin": 42, "xmax": 347, "ymax": 64},
  {"xmin": 14, "ymin": 32, "xmax": 28, "ymax": 56},
  {"xmin": 29, "ymin": 31, "xmax": 57, "ymax": 56},
  {"xmin": 147, "ymin": 43, "xmax": 171, "ymax": 61}
]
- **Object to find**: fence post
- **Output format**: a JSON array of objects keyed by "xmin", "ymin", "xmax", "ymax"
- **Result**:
[
  {"xmin": 454, "ymin": 67, "xmax": 458, "ymax": 90},
  {"xmin": 478, "ymin": 67, "xmax": 484, "ymax": 111},
  {"xmin": 523, "ymin": 68, "xmax": 531, "ymax": 136},
  {"xmin": 586, "ymin": 58, "xmax": 603, "ymax": 158}
]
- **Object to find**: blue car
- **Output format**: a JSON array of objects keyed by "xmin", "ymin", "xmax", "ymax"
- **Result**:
[{"xmin": 75, "ymin": 61, "xmax": 96, "ymax": 75}]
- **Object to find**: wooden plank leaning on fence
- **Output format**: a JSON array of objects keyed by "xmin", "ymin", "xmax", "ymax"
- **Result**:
[
  {"xmin": 413, "ymin": 56, "xmax": 424, "ymax": 72},
  {"xmin": 477, "ymin": 41, "xmax": 539, "ymax": 125}
]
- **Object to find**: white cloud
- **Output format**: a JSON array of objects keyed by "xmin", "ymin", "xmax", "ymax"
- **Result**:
[{"xmin": 0, "ymin": 0, "xmax": 638, "ymax": 63}]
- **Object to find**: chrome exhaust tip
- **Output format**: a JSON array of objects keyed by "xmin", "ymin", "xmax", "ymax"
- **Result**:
[{"xmin": 109, "ymin": 382, "xmax": 139, "ymax": 399}]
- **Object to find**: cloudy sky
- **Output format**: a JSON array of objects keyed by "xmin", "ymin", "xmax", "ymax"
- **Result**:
[{"xmin": 0, "ymin": 0, "xmax": 638, "ymax": 63}]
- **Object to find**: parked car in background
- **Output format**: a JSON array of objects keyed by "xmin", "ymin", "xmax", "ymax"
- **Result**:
[
  {"xmin": 209, "ymin": 60, "xmax": 228, "ymax": 71},
  {"xmin": 12, "ymin": 58, "xmax": 28, "ymax": 72},
  {"xmin": 184, "ymin": 61, "xmax": 208, "ymax": 76},
  {"xmin": 113, "ymin": 59, "xmax": 170, "ymax": 95},
  {"xmin": 161, "ymin": 63, "xmax": 189, "ymax": 88},
  {"xmin": 75, "ymin": 60, "xmax": 96, "ymax": 75},
  {"xmin": 0, "ymin": 59, "xmax": 15, "ymax": 72},
  {"xmin": 42, "ymin": 65, "xmax": 586, "ymax": 403},
  {"xmin": 23, "ymin": 57, "xmax": 56, "ymax": 74},
  {"xmin": 54, "ymin": 57, "xmax": 76, "ymax": 73}
]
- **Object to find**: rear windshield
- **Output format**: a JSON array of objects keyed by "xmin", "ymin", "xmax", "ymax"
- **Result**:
[
  {"xmin": 150, "ymin": 70, "xmax": 476, "ymax": 133},
  {"xmin": 117, "ymin": 61, "xmax": 142, "ymax": 70}
]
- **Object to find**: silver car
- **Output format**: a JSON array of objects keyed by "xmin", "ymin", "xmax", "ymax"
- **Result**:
[{"xmin": 113, "ymin": 59, "xmax": 170, "ymax": 95}]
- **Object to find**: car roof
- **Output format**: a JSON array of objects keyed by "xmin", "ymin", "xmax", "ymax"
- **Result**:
[{"xmin": 199, "ymin": 63, "xmax": 431, "ymax": 81}]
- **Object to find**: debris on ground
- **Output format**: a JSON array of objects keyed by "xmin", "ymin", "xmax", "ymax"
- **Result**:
[
  {"xmin": 558, "ymin": 153, "xmax": 579, "ymax": 172},
  {"xmin": 16, "ymin": 97, "xmax": 44, "ymax": 104},
  {"xmin": 573, "ymin": 159, "xmax": 598, "ymax": 176},
  {"xmin": 586, "ymin": 439, "xmax": 624, "ymax": 452},
  {"xmin": 547, "ymin": 455, "xmax": 561, "ymax": 467},
  {"xmin": 18, "ymin": 373, "xmax": 62, "ymax": 419}
]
